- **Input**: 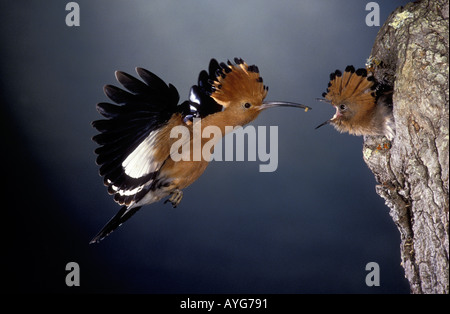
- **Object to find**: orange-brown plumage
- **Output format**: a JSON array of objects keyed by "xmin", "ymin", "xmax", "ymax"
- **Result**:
[
  {"xmin": 317, "ymin": 65, "xmax": 394, "ymax": 140},
  {"xmin": 90, "ymin": 58, "xmax": 310, "ymax": 243},
  {"xmin": 156, "ymin": 58, "xmax": 309, "ymax": 193}
]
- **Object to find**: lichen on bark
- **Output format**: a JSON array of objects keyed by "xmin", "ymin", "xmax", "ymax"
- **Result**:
[{"xmin": 363, "ymin": 0, "xmax": 449, "ymax": 293}]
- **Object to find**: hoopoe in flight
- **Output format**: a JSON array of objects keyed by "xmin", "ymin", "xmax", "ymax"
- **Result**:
[{"xmin": 91, "ymin": 58, "xmax": 310, "ymax": 243}]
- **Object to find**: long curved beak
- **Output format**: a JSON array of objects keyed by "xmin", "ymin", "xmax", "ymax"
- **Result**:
[{"xmin": 261, "ymin": 101, "xmax": 311, "ymax": 112}]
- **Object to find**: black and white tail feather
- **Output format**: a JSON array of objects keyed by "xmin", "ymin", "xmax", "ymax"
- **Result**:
[{"xmin": 90, "ymin": 61, "xmax": 225, "ymax": 243}]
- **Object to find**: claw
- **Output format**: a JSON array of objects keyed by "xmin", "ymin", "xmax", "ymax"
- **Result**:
[{"xmin": 164, "ymin": 189, "xmax": 183, "ymax": 208}]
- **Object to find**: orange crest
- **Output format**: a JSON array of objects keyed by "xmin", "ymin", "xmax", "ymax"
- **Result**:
[
  {"xmin": 317, "ymin": 65, "xmax": 395, "ymax": 138},
  {"xmin": 210, "ymin": 58, "xmax": 268, "ymax": 107},
  {"xmin": 323, "ymin": 65, "xmax": 376, "ymax": 109}
]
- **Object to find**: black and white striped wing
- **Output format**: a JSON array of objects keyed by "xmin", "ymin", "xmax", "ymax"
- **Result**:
[{"xmin": 92, "ymin": 67, "xmax": 179, "ymax": 207}]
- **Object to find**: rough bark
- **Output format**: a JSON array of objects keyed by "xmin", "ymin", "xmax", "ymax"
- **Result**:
[{"xmin": 363, "ymin": 0, "xmax": 449, "ymax": 293}]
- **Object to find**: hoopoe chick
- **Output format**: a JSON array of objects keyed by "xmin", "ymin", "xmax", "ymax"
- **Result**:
[
  {"xmin": 90, "ymin": 58, "xmax": 310, "ymax": 243},
  {"xmin": 316, "ymin": 65, "xmax": 395, "ymax": 140}
]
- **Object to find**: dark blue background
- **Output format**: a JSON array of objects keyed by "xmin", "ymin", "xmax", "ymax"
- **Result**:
[{"xmin": 1, "ymin": 0, "xmax": 410, "ymax": 293}]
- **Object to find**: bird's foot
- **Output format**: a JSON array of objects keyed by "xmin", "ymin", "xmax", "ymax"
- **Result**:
[{"xmin": 164, "ymin": 189, "xmax": 183, "ymax": 208}]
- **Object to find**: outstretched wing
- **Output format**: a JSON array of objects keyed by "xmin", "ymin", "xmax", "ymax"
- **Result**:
[{"xmin": 92, "ymin": 67, "xmax": 180, "ymax": 207}]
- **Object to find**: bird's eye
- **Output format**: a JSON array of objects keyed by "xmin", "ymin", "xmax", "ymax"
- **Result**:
[
  {"xmin": 244, "ymin": 102, "xmax": 252, "ymax": 109},
  {"xmin": 339, "ymin": 104, "xmax": 347, "ymax": 111}
]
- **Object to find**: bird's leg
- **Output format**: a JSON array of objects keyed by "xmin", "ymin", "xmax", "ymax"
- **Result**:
[{"xmin": 164, "ymin": 189, "xmax": 183, "ymax": 208}]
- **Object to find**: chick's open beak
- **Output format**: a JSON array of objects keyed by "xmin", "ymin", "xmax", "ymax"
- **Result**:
[{"xmin": 315, "ymin": 120, "xmax": 331, "ymax": 129}]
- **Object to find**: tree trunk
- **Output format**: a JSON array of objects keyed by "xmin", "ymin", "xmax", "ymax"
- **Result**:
[{"xmin": 363, "ymin": 0, "xmax": 449, "ymax": 293}]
